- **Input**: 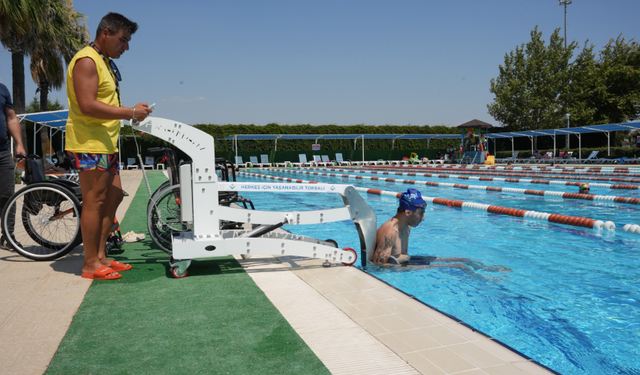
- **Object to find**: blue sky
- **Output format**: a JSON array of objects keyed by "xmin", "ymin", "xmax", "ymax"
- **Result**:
[{"xmin": 0, "ymin": 0, "xmax": 638, "ymax": 127}]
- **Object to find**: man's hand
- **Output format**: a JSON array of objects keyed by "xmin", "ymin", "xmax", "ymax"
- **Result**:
[
  {"xmin": 396, "ymin": 254, "xmax": 410, "ymax": 264},
  {"xmin": 133, "ymin": 102, "xmax": 153, "ymax": 122},
  {"xmin": 15, "ymin": 145, "xmax": 26, "ymax": 160}
]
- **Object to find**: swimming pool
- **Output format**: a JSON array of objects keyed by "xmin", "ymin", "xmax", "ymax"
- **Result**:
[{"xmin": 232, "ymin": 166, "xmax": 640, "ymax": 375}]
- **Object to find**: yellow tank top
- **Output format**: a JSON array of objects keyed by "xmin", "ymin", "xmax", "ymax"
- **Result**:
[{"xmin": 65, "ymin": 46, "xmax": 121, "ymax": 154}]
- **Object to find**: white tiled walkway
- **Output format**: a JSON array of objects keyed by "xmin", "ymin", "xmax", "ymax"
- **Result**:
[{"xmin": 237, "ymin": 255, "xmax": 554, "ymax": 375}]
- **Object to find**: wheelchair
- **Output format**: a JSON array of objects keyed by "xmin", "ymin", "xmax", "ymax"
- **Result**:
[
  {"xmin": 1, "ymin": 154, "xmax": 83, "ymax": 260},
  {"xmin": 145, "ymin": 147, "xmax": 255, "ymax": 255},
  {"xmin": 1, "ymin": 150, "xmax": 254, "ymax": 261},
  {"xmin": 1, "ymin": 154, "xmax": 125, "ymax": 261}
]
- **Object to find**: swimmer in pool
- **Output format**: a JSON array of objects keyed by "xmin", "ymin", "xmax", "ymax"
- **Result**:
[
  {"xmin": 372, "ymin": 188, "xmax": 509, "ymax": 273},
  {"xmin": 579, "ymin": 182, "xmax": 590, "ymax": 194}
]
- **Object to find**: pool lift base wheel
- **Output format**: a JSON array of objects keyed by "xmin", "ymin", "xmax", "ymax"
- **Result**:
[{"xmin": 170, "ymin": 256, "xmax": 191, "ymax": 279}]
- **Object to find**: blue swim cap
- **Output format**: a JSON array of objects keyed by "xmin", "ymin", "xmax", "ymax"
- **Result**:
[{"xmin": 399, "ymin": 188, "xmax": 426, "ymax": 211}]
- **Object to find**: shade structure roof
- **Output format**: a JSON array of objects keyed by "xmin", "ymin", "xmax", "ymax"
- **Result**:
[
  {"xmin": 484, "ymin": 122, "xmax": 640, "ymax": 139},
  {"xmin": 457, "ymin": 119, "xmax": 493, "ymax": 129},
  {"xmin": 17, "ymin": 110, "xmax": 69, "ymax": 130},
  {"xmin": 224, "ymin": 133, "xmax": 461, "ymax": 140},
  {"xmin": 15, "ymin": 110, "xmax": 640, "ymax": 141}
]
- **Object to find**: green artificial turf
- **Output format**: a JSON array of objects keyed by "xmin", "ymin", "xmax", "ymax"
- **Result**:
[{"xmin": 46, "ymin": 171, "xmax": 329, "ymax": 375}]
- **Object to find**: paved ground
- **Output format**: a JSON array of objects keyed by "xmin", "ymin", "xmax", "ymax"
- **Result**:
[{"xmin": 0, "ymin": 169, "xmax": 558, "ymax": 375}]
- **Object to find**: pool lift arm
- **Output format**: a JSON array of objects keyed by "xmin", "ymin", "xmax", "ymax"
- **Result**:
[{"xmin": 133, "ymin": 117, "xmax": 377, "ymax": 277}]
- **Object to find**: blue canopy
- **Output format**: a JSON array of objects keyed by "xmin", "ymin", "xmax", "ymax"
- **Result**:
[
  {"xmin": 17, "ymin": 110, "xmax": 69, "ymax": 130},
  {"xmin": 484, "ymin": 122, "xmax": 640, "ymax": 139}
]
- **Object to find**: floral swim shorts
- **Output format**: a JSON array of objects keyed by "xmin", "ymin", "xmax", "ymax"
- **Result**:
[{"xmin": 65, "ymin": 151, "xmax": 120, "ymax": 175}]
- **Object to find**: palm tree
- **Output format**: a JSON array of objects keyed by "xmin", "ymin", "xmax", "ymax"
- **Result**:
[
  {"xmin": 0, "ymin": 0, "xmax": 47, "ymax": 153},
  {"xmin": 29, "ymin": 0, "xmax": 88, "ymax": 156},
  {"xmin": 0, "ymin": 0, "xmax": 86, "ymax": 154}
]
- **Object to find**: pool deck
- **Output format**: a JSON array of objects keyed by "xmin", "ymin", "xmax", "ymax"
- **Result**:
[{"xmin": 1, "ymin": 167, "xmax": 596, "ymax": 375}]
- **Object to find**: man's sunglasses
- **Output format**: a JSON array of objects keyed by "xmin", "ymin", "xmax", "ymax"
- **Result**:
[{"xmin": 109, "ymin": 60, "xmax": 122, "ymax": 81}]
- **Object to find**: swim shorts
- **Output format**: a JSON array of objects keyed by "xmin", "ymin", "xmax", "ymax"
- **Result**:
[
  {"xmin": 386, "ymin": 255, "xmax": 437, "ymax": 266},
  {"xmin": 66, "ymin": 151, "xmax": 120, "ymax": 175}
]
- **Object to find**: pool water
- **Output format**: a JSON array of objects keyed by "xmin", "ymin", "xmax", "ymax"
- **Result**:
[{"xmin": 234, "ymin": 167, "xmax": 640, "ymax": 375}]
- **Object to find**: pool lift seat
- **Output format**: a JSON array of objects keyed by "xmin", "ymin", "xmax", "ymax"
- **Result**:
[{"xmin": 134, "ymin": 117, "xmax": 378, "ymax": 277}]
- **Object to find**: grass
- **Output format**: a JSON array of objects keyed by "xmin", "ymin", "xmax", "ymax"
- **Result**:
[{"xmin": 45, "ymin": 171, "xmax": 329, "ymax": 375}]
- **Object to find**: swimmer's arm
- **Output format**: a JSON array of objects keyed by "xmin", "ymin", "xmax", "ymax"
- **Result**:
[{"xmin": 372, "ymin": 234, "xmax": 395, "ymax": 265}]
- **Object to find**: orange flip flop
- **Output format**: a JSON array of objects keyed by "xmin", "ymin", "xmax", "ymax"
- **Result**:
[
  {"xmin": 82, "ymin": 265, "xmax": 122, "ymax": 280},
  {"xmin": 109, "ymin": 260, "xmax": 132, "ymax": 272}
]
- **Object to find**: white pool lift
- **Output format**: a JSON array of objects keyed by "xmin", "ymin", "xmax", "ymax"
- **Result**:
[{"xmin": 133, "ymin": 117, "xmax": 377, "ymax": 277}]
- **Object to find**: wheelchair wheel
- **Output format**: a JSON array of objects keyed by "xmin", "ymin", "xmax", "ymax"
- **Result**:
[
  {"xmin": 1, "ymin": 183, "xmax": 83, "ymax": 260},
  {"xmin": 147, "ymin": 184, "xmax": 189, "ymax": 254}
]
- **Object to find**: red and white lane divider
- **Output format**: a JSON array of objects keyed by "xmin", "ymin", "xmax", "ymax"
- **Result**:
[
  {"xmin": 398, "ymin": 163, "xmax": 640, "ymax": 177},
  {"xmin": 352, "ymin": 165, "xmax": 640, "ymax": 184},
  {"xmin": 303, "ymin": 166, "xmax": 639, "ymax": 190},
  {"xmin": 262, "ymin": 167, "xmax": 640, "ymax": 207},
  {"xmin": 236, "ymin": 170, "xmax": 628, "ymax": 233}
]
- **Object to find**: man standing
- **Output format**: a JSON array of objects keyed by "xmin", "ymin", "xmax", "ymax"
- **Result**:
[
  {"xmin": 65, "ymin": 13, "xmax": 152, "ymax": 280},
  {"xmin": 0, "ymin": 81, "xmax": 26, "ymax": 249}
]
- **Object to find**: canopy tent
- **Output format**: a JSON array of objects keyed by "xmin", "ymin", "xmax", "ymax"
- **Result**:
[
  {"xmin": 14, "ymin": 110, "xmax": 69, "ymax": 162},
  {"xmin": 13, "ymin": 109, "xmax": 127, "ymax": 166},
  {"xmin": 485, "ymin": 122, "xmax": 640, "ymax": 159}
]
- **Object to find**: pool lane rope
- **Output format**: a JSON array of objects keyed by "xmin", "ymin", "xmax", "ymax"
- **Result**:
[
  {"xmin": 396, "ymin": 163, "xmax": 640, "ymax": 177},
  {"xmin": 236, "ymin": 170, "xmax": 631, "ymax": 234},
  {"xmin": 304, "ymin": 166, "xmax": 639, "ymax": 191},
  {"xmin": 338, "ymin": 165, "xmax": 640, "ymax": 185},
  {"xmin": 263, "ymin": 167, "xmax": 640, "ymax": 207}
]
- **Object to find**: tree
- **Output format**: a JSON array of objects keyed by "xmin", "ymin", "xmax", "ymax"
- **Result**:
[
  {"xmin": 26, "ymin": 95, "xmax": 65, "ymax": 113},
  {"xmin": 594, "ymin": 35, "xmax": 640, "ymax": 124},
  {"xmin": 563, "ymin": 41, "xmax": 604, "ymax": 128},
  {"xmin": 0, "ymin": 0, "xmax": 87, "ymax": 154},
  {"xmin": 488, "ymin": 26, "xmax": 575, "ymax": 135},
  {"xmin": 28, "ymin": 0, "xmax": 88, "ymax": 157},
  {"xmin": 0, "ymin": 0, "xmax": 46, "ymax": 152}
]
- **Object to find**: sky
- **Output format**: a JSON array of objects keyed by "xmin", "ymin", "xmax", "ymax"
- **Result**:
[{"xmin": 0, "ymin": 0, "xmax": 638, "ymax": 128}]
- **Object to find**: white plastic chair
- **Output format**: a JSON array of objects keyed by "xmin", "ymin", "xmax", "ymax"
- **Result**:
[
  {"xmin": 260, "ymin": 154, "xmax": 271, "ymax": 167},
  {"xmin": 335, "ymin": 153, "xmax": 350, "ymax": 166},
  {"xmin": 142, "ymin": 156, "xmax": 154, "ymax": 170},
  {"xmin": 294, "ymin": 154, "xmax": 308, "ymax": 167},
  {"xmin": 126, "ymin": 157, "xmax": 138, "ymax": 170},
  {"xmin": 318, "ymin": 155, "xmax": 332, "ymax": 167},
  {"xmin": 235, "ymin": 156, "xmax": 249, "ymax": 168}
]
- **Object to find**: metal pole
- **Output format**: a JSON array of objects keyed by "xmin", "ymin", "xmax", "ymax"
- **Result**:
[
  {"xmin": 559, "ymin": 0, "xmax": 572, "ymax": 148},
  {"xmin": 566, "ymin": 114, "xmax": 570, "ymax": 148}
]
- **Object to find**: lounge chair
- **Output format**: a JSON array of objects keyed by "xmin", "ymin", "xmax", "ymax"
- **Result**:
[
  {"xmin": 250, "ymin": 156, "xmax": 267, "ymax": 168},
  {"xmin": 495, "ymin": 151, "xmax": 518, "ymax": 164},
  {"xmin": 143, "ymin": 156, "xmax": 155, "ymax": 170},
  {"xmin": 311, "ymin": 155, "xmax": 322, "ymax": 166},
  {"xmin": 536, "ymin": 152, "xmax": 553, "ymax": 164},
  {"xmin": 335, "ymin": 153, "xmax": 351, "ymax": 166},
  {"xmin": 318, "ymin": 155, "xmax": 332, "ymax": 167},
  {"xmin": 126, "ymin": 157, "xmax": 139, "ymax": 170},
  {"xmin": 235, "ymin": 156, "xmax": 251, "ymax": 168},
  {"xmin": 579, "ymin": 151, "xmax": 599, "ymax": 164},
  {"xmin": 260, "ymin": 154, "xmax": 272, "ymax": 167},
  {"xmin": 292, "ymin": 154, "xmax": 308, "ymax": 167}
]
